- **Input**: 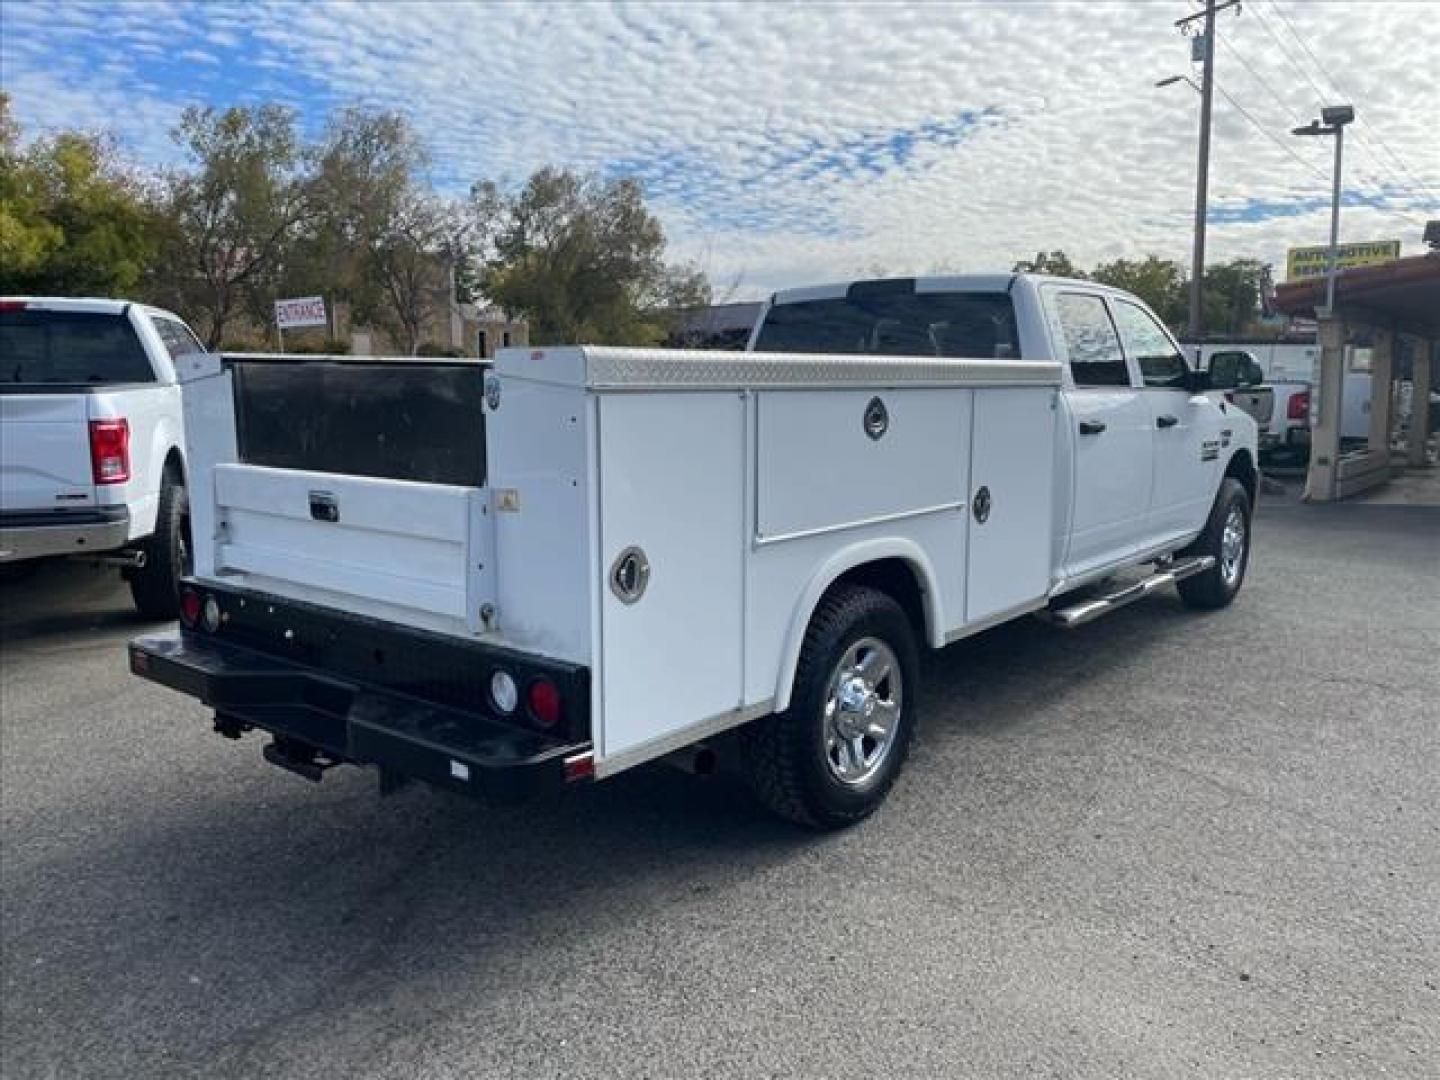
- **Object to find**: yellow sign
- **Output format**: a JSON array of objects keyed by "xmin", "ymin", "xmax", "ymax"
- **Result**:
[{"xmin": 1285, "ymin": 240, "xmax": 1400, "ymax": 281}]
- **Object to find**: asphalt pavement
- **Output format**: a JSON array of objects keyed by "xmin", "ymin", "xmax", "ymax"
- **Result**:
[{"xmin": 2, "ymin": 497, "xmax": 1437, "ymax": 1079}]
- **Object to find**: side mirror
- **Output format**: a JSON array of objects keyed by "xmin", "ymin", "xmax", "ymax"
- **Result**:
[{"xmin": 1206, "ymin": 350, "xmax": 1262, "ymax": 391}]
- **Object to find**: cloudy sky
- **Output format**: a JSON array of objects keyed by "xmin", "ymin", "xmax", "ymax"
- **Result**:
[{"xmin": 2, "ymin": 0, "xmax": 1437, "ymax": 296}]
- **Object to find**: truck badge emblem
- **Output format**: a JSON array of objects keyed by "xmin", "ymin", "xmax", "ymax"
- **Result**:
[
  {"xmin": 484, "ymin": 373, "xmax": 502, "ymax": 411},
  {"xmin": 863, "ymin": 396, "xmax": 889, "ymax": 440}
]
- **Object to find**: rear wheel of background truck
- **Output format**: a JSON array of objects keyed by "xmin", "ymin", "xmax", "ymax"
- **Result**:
[
  {"xmin": 742, "ymin": 584, "xmax": 919, "ymax": 829},
  {"xmin": 128, "ymin": 475, "xmax": 191, "ymax": 619},
  {"xmin": 1177, "ymin": 478, "xmax": 1251, "ymax": 611}
]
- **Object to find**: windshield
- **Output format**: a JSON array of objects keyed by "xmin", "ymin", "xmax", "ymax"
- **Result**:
[
  {"xmin": 753, "ymin": 291, "xmax": 1020, "ymax": 358},
  {"xmin": 0, "ymin": 310, "xmax": 155, "ymax": 386}
]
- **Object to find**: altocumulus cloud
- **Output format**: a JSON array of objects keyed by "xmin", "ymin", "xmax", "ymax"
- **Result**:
[{"xmin": 2, "ymin": 0, "xmax": 1436, "ymax": 294}]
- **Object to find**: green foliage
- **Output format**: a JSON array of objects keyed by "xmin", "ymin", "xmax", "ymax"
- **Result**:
[
  {"xmin": 151, "ymin": 104, "xmax": 308, "ymax": 345},
  {"xmin": 0, "ymin": 93, "xmax": 160, "ymax": 296},
  {"xmin": 480, "ymin": 168, "xmax": 710, "ymax": 345},
  {"xmin": 1012, "ymin": 250, "xmax": 1085, "ymax": 278},
  {"xmin": 1091, "ymin": 255, "xmax": 1187, "ymax": 328},
  {"xmin": 1201, "ymin": 258, "xmax": 1266, "ymax": 337},
  {"xmin": 1017, "ymin": 245, "xmax": 1270, "ymax": 336}
]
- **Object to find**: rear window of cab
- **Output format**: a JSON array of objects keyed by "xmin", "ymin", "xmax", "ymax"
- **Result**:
[
  {"xmin": 754, "ymin": 290, "xmax": 1020, "ymax": 359},
  {"xmin": 0, "ymin": 310, "xmax": 155, "ymax": 386}
]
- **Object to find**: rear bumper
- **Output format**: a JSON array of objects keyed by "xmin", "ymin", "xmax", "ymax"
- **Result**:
[
  {"xmin": 0, "ymin": 506, "xmax": 130, "ymax": 562},
  {"xmin": 128, "ymin": 581, "xmax": 592, "ymax": 801},
  {"xmin": 130, "ymin": 632, "xmax": 592, "ymax": 802}
]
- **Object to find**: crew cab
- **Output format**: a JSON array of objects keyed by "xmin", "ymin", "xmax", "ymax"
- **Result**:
[
  {"xmin": 129, "ymin": 275, "xmax": 1259, "ymax": 827},
  {"xmin": 1, "ymin": 298, "xmax": 198, "ymax": 616}
]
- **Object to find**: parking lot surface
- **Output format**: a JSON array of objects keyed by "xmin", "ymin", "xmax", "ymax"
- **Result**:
[{"xmin": 2, "ymin": 499, "xmax": 1437, "ymax": 1080}]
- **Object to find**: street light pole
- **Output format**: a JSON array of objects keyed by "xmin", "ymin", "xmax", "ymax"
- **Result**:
[
  {"xmin": 1292, "ymin": 105, "xmax": 1355, "ymax": 317},
  {"xmin": 1324, "ymin": 122, "xmax": 1345, "ymax": 314}
]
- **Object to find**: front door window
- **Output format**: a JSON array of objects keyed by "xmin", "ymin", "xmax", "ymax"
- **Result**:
[{"xmin": 1110, "ymin": 302, "xmax": 1188, "ymax": 388}]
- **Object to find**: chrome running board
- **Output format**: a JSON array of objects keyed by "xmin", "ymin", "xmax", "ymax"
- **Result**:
[{"xmin": 1043, "ymin": 556, "xmax": 1215, "ymax": 629}]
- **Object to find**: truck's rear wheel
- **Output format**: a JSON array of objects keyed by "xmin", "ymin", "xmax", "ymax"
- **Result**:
[
  {"xmin": 1177, "ymin": 478, "xmax": 1251, "ymax": 610},
  {"xmin": 128, "ymin": 475, "xmax": 191, "ymax": 619},
  {"xmin": 742, "ymin": 585, "xmax": 919, "ymax": 829}
]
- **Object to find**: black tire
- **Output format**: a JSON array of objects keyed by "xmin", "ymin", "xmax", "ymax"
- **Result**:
[
  {"xmin": 128, "ymin": 475, "xmax": 191, "ymax": 619},
  {"xmin": 742, "ymin": 585, "xmax": 920, "ymax": 829},
  {"xmin": 1177, "ymin": 478, "xmax": 1251, "ymax": 611}
]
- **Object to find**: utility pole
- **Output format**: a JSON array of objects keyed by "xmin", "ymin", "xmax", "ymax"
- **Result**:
[{"xmin": 1175, "ymin": 0, "xmax": 1242, "ymax": 341}]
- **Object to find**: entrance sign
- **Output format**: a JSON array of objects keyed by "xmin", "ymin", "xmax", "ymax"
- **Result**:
[{"xmin": 274, "ymin": 296, "xmax": 328, "ymax": 330}]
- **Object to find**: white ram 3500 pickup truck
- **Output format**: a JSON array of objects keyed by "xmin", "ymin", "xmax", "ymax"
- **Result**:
[
  {"xmin": 129, "ymin": 274, "xmax": 1258, "ymax": 827},
  {"xmin": 1, "ymin": 298, "xmax": 199, "ymax": 616}
]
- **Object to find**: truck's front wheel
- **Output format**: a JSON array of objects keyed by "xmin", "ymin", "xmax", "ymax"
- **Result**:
[
  {"xmin": 743, "ymin": 585, "xmax": 919, "ymax": 829},
  {"xmin": 1177, "ymin": 478, "xmax": 1251, "ymax": 610}
]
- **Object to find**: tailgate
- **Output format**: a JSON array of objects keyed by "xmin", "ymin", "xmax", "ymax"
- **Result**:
[
  {"xmin": 1232, "ymin": 387, "xmax": 1274, "ymax": 427},
  {"xmin": 213, "ymin": 464, "xmax": 488, "ymax": 629},
  {"xmin": 0, "ymin": 394, "xmax": 94, "ymax": 510}
]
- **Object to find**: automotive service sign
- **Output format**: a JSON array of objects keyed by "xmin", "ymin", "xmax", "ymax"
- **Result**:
[
  {"xmin": 274, "ymin": 296, "xmax": 328, "ymax": 329},
  {"xmin": 1285, "ymin": 240, "xmax": 1400, "ymax": 281}
]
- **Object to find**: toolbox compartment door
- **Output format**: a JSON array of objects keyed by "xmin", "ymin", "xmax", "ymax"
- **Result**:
[
  {"xmin": 595, "ymin": 392, "xmax": 745, "ymax": 766},
  {"xmin": 964, "ymin": 387, "xmax": 1057, "ymax": 622}
]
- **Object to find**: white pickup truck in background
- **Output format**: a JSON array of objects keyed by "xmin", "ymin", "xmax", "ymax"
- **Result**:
[
  {"xmin": 129, "ymin": 274, "xmax": 1259, "ymax": 827},
  {"xmin": 1, "ymin": 298, "xmax": 199, "ymax": 617},
  {"xmin": 1203, "ymin": 348, "xmax": 1311, "ymax": 463}
]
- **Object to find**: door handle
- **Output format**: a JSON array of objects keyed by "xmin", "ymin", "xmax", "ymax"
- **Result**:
[
  {"xmin": 1156, "ymin": 414, "xmax": 1179, "ymax": 429},
  {"xmin": 1079, "ymin": 420, "xmax": 1107, "ymax": 435}
]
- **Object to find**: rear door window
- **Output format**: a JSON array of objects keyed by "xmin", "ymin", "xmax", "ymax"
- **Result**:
[
  {"xmin": 0, "ymin": 310, "xmax": 155, "ymax": 386},
  {"xmin": 1049, "ymin": 293, "xmax": 1132, "ymax": 387}
]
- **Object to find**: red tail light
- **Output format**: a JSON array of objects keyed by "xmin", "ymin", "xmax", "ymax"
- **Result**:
[
  {"xmin": 88, "ymin": 419, "xmax": 130, "ymax": 484},
  {"xmin": 0, "ymin": 300, "xmax": 28, "ymax": 312},
  {"xmin": 1287, "ymin": 389, "xmax": 1310, "ymax": 421},
  {"xmin": 179, "ymin": 588, "xmax": 201, "ymax": 628},
  {"xmin": 526, "ymin": 678, "xmax": 562, "ymax": 729}
]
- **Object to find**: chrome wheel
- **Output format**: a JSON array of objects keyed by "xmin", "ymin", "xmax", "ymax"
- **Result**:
[
  {"xmin": 1220, "ymin": 505, "xmax": 1246, "ymax": 586},
  {"xmin": 822, "ymin": 637, "xmax": 903, "ymax": 786}
]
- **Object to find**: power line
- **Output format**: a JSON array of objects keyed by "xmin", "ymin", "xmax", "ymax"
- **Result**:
[
  {"xmin": 1246, "ymin": 1, "xmax": 1332, "ymax": 107},
  {"xmin": 1221, "ymin": 31, "xmax": 1422, "ymax": 203},
  {"xmin": 1238, "ymin": 1, "xmax": 1432, "ymax": 207},
  {"xmin": 1208, "ymin": 38, "xmax": 1429, "ymax": 220},
  {"xmin": 1211, "ymin": 78, "xmax": 1327, "ymax": 181},
  {"xmin": 1264, "ymin": 0, "xmax": 1437, "ymax": 204}
]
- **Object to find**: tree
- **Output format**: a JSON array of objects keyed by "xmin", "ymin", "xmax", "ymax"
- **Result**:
[
  {"xmin": 1091, "ymin": 255, "xmax": 1187, "ymax": 329},
  {"xmin": 1202, "ymin": 258, "xmax": 1267, "ymax": 337},
  {"xmin": 369, "ymin": 191, "xmax": 470, "ymax": 354},
  {"xmin": 299, "ymin": 107, "xmax": 474, "ymax": 352},
  {"xmin": 0, "ymin": 93, "xmax": 160, "ymax": 296},
  {"xmin": 156, "ymin": 105, "xmax": 309, "ymax": 346},
  {"xmin": 480, "ymin": 168, "xmax": 709, "ymax": 345},
  {"xmin": 1012, "ymin": 250, "xmax": 1084, "ymax": 278}
]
